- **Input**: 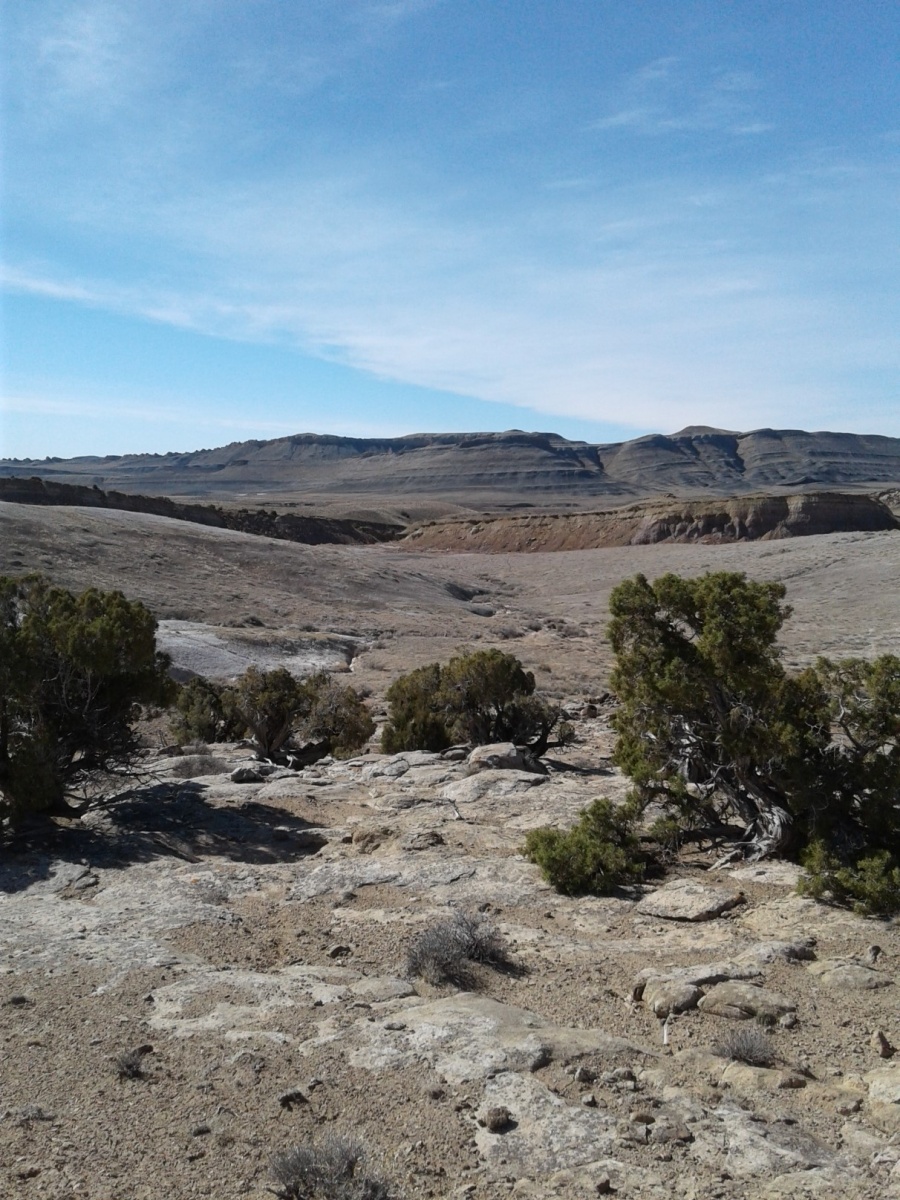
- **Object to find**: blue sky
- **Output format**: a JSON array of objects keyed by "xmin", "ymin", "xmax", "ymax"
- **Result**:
[{"xmin": 2, "ymin": 1, "xmax": 898, "ymax": 458}]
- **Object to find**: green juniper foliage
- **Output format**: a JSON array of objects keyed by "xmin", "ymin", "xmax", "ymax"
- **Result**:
[
  {"xmin": 223, "ymin": 666, "xmax": 374, "ymax": 762},
  {"xmin": 523, "ymin": 798, "xmax": 645, "ymax": 896},
  {"xmin": 170, "ymin": 676, "xmax": 245, "ymax": 745},
  {"xmin": 382, "ymin": 649, "xmax": 572, "ymax": 755},
  {"xmin": 606, "ymin": 570, "xmax": 900, "ymax": 911},
  {"xmin": 0, "ymin": 574, "xmax": 173, "ymax": 822}
]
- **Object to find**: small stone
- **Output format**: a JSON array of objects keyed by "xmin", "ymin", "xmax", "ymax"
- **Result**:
[
  {"xmin": 384, "ymin": 1021, "xmax": 407, "ymax": 1031},
  {"xmin": 865, "ymin": 944, "xmax": 883, "ymax": 966},
  {"xmin": 191, "ymin": 1124, "xmax": 211, "ymax": 1137},
  {"xmin": 574, "ymin": 1065, "xmax": 596, "ymax": 1083},
  {"xmin": 595, "ymin": 1176, "xmax": 613, "ymax": 1195},
  {"xmin": 278, "ymin": 1088, "xmax": 308, "ymax": 1110},
  {"xmin": 480, "ymin": 1106, "xmax": 513, "ymax": 1132},
  {"xmin": 327, "ymin": 944, "xmax": 352, "ymax": 958},
  {"xmin": 872, "ymin": 1030, "xmax": 895, "ymax": 1059},
  {"xmin": 581, "ymin": 1093, "xmax": 597, "ymax": 1107}
]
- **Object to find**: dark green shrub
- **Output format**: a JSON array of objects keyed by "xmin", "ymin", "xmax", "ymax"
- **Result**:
[
  {"xmin": 382, "ymin": 649, "xmax": 571, "ymax": 755},
  {"xmin": 303, "ymin": 675, "xmax": 377, "ymax": 759},
  {"xmin": 382, "ymin": 664, "xmax": 450, "ymax": 754},
  {"xmin": 608, "ymin": 572, "xmax": 900, "ymax": 869},
  {"xmin": 223, "ymin": 667, "xmax": 374, "ymax": 763},
  {"xmin": 0, "ymin": 574, "xmax": 173, "ymax": 823},
  {"xmin": 170, "ymin": 676, "xmax": 245, "ymax": 745},
  {"xmin": 798, "ymin": 841, "xmax": 900, "ymax": 917},
  {"xmin": 522, "ymin": 798, "xmax": 646, "ymax": 896}
]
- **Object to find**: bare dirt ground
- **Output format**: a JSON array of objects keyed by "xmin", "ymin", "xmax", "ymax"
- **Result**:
[{"xmin": 2, "ymin": 501, "xmax": 900, "ymax": 1199}]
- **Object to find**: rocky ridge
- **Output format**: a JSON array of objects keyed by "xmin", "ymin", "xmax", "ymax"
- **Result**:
[
  {"xmin": 0, "ymin": 477, "xmax": 402, "ymax": 545},
  {"xmin": 403, "ymin": 493, "xmax": 900, "ymax": 552}
]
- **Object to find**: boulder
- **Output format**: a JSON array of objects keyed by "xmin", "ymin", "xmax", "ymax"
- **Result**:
[
  {"xmin": 642, "ymin": 977, "xmax": 703, "ymax": 1017},
  {"xmin": 633, "ymin": 960, "xmax": 762, "ymax": 1002},
  {"xmin": 864, "ymin": 1064, "xmax": 900, "ymax": 1105},
  {"xmin": 636, "ymin": 879, "xmax": 745, "ymax": 922},
  {"xmin": 467, "ymin": 743, "xmax": 546, "ymax": 774},
  {"xmin": 735, "ymin": 938, "xmax": 817, "ymax": 966},
  {"xmin": 359, "ymin": 756, "xmax": 411, "ymax": 780},
  {"xmin": 698, "ymin": 981, "xmax": 796, "ymax": 1022},
  {"xmin": 805, "ymin": 959, "xmax": 893, "ymax": 990},
  {"xmin": 230, "ymin": 764, "xmax": 272, "ymax": 783}
]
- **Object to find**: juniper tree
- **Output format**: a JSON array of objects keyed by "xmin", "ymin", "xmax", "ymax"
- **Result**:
[{"xmin": 0, "ymin": 574, "xmax": 173, "ymax": 823}]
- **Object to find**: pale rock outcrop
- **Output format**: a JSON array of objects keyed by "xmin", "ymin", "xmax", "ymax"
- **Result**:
[{"xmin": 636, "ymin": 878, "xmax": 745, "ymax": 922}]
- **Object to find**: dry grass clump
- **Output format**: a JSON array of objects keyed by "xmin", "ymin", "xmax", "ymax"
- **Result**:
[
  {"xmin": 115, "ymin": 1048, "xmax": 147, "ymax": 1080},
  {"xmin": 270, "ymin": 1135, "xmax": 393, "ymax": 1199},
  {"xmin": 712, "ymin": 1026, "xmax": 776, "ymax": 1068},
  {"xmin": 170, "ymin": 754, "xmax": 230, "ymax": 779},
  {"xmin": 406, "ymin": 910, "xmax": 510, "ymax": 987}
]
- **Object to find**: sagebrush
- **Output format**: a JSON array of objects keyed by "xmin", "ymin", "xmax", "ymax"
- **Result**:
[
  {"xmin": 712, "ymin": 1026, "xmax": 776, "ymax": 1068},
  {"xmin": 406, "ymin": 910, "xmax": 510, "ymax": 986},
  {"xmin": 271, "ymin": 1135, "xmax": 392, "ymax": 1200}
]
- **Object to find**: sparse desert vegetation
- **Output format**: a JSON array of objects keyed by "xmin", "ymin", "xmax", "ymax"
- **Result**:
[{"xmin": 2, "ymin": 487, "xmax": 900, "ymax": 1200}]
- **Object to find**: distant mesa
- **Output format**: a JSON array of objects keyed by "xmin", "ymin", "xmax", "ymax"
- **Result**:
[{"xmin": 2, "ymin": 427, "xmax": 900, "ymax": 513}]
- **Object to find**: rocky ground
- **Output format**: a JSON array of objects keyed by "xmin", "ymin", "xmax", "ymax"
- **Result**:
[
  {"xmin": 3, "ymin": 502, "xmax": 900, "ymax": 1197},
  {"xmin": 3, "ymin": 712, "xmax": 900, "ymax": 1200}
]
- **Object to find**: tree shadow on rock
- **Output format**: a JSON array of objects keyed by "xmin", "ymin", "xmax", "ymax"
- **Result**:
[{"xmin": 1, "ymin": 781, "xmax": 329, "ymax": 894}]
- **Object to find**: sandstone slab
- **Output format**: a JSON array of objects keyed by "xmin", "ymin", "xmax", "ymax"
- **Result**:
[
  {"xmin": 805, "ymin": 959, "xmax": 893, "ymax": 990},
  {"xmin": 441, "ymin": 769, "xmax": 547, "ymax": 805},
  {"xmin": 474, "ymin": 1070, "xmax": 616, "ymax": 1176},
  {"xmin": 698, "ymin": 980, "xmax": 796, "ymax": 1021},
  {"xmin": 689, "ymin": 1103, "xmax": 839, "ymax": 1179},
  {"xmin": 303, "ymin": 993, "xmax": 651, "ymax": 1084},
  {"xmin": 636, "ymin": 879, "xmax": 745, "ymax": 922}
]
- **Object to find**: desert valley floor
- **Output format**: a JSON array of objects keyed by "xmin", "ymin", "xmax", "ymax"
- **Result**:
[{"xmin": 2, "ymin": 499, "xmax": 900, "ymax": 1199}]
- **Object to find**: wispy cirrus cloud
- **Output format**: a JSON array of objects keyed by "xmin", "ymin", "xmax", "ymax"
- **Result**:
[
  {"xmin": 4, "ymin": 2, "xmax": 898, "ymax": 448},
  {"xmin": 590, "ymin": 57, "xmax": 773, "ymax": 137},
  {"xmin": 7, "ymin": 146, "xmax": 895, "ymax": 436}
]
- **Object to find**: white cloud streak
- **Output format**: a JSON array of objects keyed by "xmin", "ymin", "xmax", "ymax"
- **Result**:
[
  {"xmin": 4, "ymin": 4, "xmax": 899, "ymax": 439},
  {"xmin": 589, "ymin": 57, "xmax": 773, "ymax": 137}
]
